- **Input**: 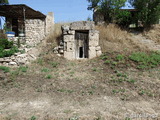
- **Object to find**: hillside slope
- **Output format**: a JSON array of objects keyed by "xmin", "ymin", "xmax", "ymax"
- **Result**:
[{"xmin": 0, "ymin": 24, "xmax": 160, "ymax": 120}]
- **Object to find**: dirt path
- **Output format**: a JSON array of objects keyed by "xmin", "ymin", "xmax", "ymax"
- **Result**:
[
  {"xmin": 0, "ymin": 94, "xmax": 159, "ymax": 120},
  {"xmin": 132, "ymin": 34, "xmax": 160, "ymax": 51}
]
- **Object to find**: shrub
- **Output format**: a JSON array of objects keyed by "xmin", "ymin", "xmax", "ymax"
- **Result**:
[
  {"xmin": 0, "ymin": 46, "xmax": 19, "ymax": 58},
  {"xmin": 0, "ymin": 39, "xmax": 19, "ymax": 58},
  {"xmin": 0, "ymin": 39, "xmax": 13, "ymax": 49},
  {"xmin": 0, "ymin": 66, "xmax": 10, "ymax": 73}
]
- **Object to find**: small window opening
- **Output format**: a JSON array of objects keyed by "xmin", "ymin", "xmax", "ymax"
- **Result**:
[{"xmin": 79, "ymin": 47, "xmax": 83, "ymax": 58}]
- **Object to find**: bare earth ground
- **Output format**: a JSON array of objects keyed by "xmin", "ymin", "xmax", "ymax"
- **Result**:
[{"xmin": 0, "ymin": 52, "xmax": 160, "ymax": 120}]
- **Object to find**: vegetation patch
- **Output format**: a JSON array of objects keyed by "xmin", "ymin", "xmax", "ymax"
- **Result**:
[
  {"xmin": 0, "ymin": 39, "xmax": 19, "ymax": 58},
  {"xmin": 0, "ymin": 66, "xmax": 10, "ymax": 73},
  {"xmin": 129, "ymin": 52, "xmax": 160, "ymax": 69},
  {"xmin": 101, "ymin": 51, "xmax": 160, "ymax": 69}
]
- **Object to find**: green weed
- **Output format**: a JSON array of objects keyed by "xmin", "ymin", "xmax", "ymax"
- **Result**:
[
  {"xmin": 30, "ymin": 116, "xmax": 36, "ymax": 120},
  {"xmin": 112, "ymin": 89, "xmax": 125, "ymax": 94},
  {"xmin": 129, "ymin": 52, "xmax": 160, "ymax": 69},
  {"xmin": 100, "ymin": 54, "xmax": 108, "ymax": 60},
  {"xmin": 0, "ymin": 66, "xmax": 10, "ymax": 73},
  {"xmin": 116, "ymin": 54, "xmax": 124, "ymax": 61},
  {"xmin": 104, "ymin": 60, "xmax": 110, "ymax": 64},
  {"xmin": 19, "ymin": 66, "xmax": 28, "ymax": 72},
  {"xmin": 41, "ymin": 68, "xmax": 50, "ymax": 72},
  {"xmin": 37, "ymin": 58, "xmax": 43, "ymax": 65},
  {"xmin": 92, "ymin": 68, "xmax": 97, "ymax": 71},
  {"xmin": 45, "ymin": 74, "xmax": 52, "ymax": 79},
  {"xmin": 50, "ymin": 62, "xmax": 59, "ymax": 68}
]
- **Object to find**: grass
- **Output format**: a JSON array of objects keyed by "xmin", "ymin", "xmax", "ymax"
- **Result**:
[
  {"xmin": 19, "ymin": 66, "xmax": 28, "ymax": 72},
  {"xmin": 0, "ymin": 66, "xmax": 10, "ymax": 73},
  {"xmin": 50, "ymin": 62, "xmax": 59, "ymax": 68},
  {"xmin": 37, "ymin": 58, "xmax": 44, "ymax": 65},
  {"xmin": 112, "ymin": 89, "xmax": 126, "ymax": 94},
  {"xmin": 41, "ymin": 68, "xmax": 50, "ymax": 72},
  {"xmin": 95, "ymin": 24, "xmax": 141, "ymax": 53},
  {"xmin": 129, "ymin": 52, "xmax": 160, "ymax": 69},
  {"xmin": 101, "ymin": 51, "xmax": 160, "ymax": 70},
  {"xmin": 45, "ymin": 74, "xmax": 52, "ymax": 79}
]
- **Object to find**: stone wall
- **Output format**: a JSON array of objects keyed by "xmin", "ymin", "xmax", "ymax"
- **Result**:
[
  {"xmin": 55, "ymin": 21, "xmax": 102, "ymax": 60},
  {"xmin": 1, "ymin": 12, "xmax": 55, "ymax": 66},
  {"xmin": 45, "ymin": 12, "xmax": 54, "ymax": 36},
  {"xmin": 25, "ymin": 19, "xmax": 46, "ymax": 47}
]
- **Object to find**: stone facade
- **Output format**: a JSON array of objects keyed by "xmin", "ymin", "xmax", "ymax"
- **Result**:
[
  {"xmin": 55, "ymin": 21, "xmax": 102, "ymax": 60},
  {"xmin": 1, "ymin": 12, "xmax": 55, "ymax": 66},
  {"xmin": 25, "ymin": 19, "xmax": 45, "ymax": 46},
  {"xmin": 46, "ymin": 12, "xmax": 54, "ymax": 36},
  {"xmin": 6, "ymin": 12, "xmax": 54, "ymax": 47}
]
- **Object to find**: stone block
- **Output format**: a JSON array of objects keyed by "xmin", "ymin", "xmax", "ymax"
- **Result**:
[
  {"xmin": 63, "ymin": 35, "xmax": 74, "ymax": 42},
  {"xmin": 89, "ymin": 39, "xmax": 99, "ymax": 47},
  {"xmin": 64, "ymin": 51, "xmax": 75, "ymax": 60},
  {"xmin": 68, "ymin": 30, "xmax": 75, "ymax": 35},
  {"xmin": 66, "ymin": 42, "xmax": 74, "ymax": 52},
  {"xmin": 70, "ymin": 21, "xmax": 95, "ymax": 30},
  {"xmin": 96, "ymin": 50, "xmax": 102, "ymax": 56},
  {"xmin": 9, "ymin": 62, "xmax": 17, "ymax": 66},
  {"xmin": 96, "ymin": 46, "xmax": 101, "ymax": 51},
  {"xmin": 89, "ymin": 47, "xmax": 97, "ymax": 59}
]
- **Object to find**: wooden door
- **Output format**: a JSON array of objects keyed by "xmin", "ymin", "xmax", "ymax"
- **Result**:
[{"xmin": 75, "ymin": 31, "xmax": 89, "ymax": 58}]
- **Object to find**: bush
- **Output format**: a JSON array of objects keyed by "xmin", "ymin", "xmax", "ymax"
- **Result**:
[
  {"xmin": 0, "ymin": 46, "xmax": 19, "ymax": 58},
  {"xmin": 0, "ymin": 39, "xmax": 13, "ymax": 49},
  {"xmin": 0, "ymin": 39, "xmax": 19, "ymax": 58}
]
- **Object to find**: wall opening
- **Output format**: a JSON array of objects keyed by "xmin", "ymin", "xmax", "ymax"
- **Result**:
[
  {"xmin": 75, "ymin": 30, "xmax": 89, "ymax": 59},
  {"xmin": 79, "ymin": 47, "xmax": 83, "ymax": 58},
  {"xmin": 12, "ymin": 19, "xmax": 18, "ymax": 36}
]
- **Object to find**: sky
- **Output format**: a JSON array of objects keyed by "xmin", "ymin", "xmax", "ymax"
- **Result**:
[{"xmin": 9, "ymin": 0, "xmax": 93, "ymax": 23}]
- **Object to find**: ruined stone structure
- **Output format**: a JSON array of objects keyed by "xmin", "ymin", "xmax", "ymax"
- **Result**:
[
  {"xmin": 7, "ymin": 12, "xmax": 54, "ymax": 47},
  {"xmin": 0, "ymin": 5, "xmax": 54, "ymax": 66},
  {"xmin": 55, "ymin": 21, "xmax": 102, "ymax": 60},
  {"xmin": 0, "ymin": 5, "xmax": 54, "ymax": 46}
]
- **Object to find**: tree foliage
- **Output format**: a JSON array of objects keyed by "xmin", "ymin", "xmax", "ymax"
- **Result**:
[
  {"xmin": 0, "ymin": 0, "xmax": 9, "ymax": 4},
  {"xmin": 87, "ymin": 0, "xmax": 132, "ymax": 25},
  {"xmin": 129, "ymin": 0, "xmax": 160, "ymax": 27}
]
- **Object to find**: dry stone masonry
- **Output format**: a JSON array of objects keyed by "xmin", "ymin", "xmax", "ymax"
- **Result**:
[
  {"xmin": 0, "ymin": 13, "xmax": 54, "ymax": 66},
  {"xmin": 54, "ymin": 21, "xmax": 102, "ymax": 60}
]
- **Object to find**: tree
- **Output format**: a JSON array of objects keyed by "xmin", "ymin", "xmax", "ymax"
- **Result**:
[
  {"xmin": 0, "ymin": 0, "xmax": 9, "ymax": 4},
  {"xmin": 87, "ymin": 0, "xmax": 128, "ymax": 23},
  {"xmin": 129, "ymin": 0, "xmax": 160, "ymax": 27}
]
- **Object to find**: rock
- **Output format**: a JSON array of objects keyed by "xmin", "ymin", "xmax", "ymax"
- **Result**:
[
  {"xmin": 29, "ymin": 54, "xmax": 36, "ymax": 60},
  {"xmin": 96, "ymin": 46, "xmax": 101, "ymax": 51},
  {"xmin": 17, "ymin": 54, "xmax": 28, "ymax": 58},
  {"xmin": 14, "ymin": 52, "xmax": 21, "ymax": 56},
  {"xmin": 61, "ymin": 25, "xmax": 70, "ymax": 34},
  {"xmin": 9, "ymin": 61, "xmax": 17, "ymax": 65},
  {"xmin": 0, "ymin": 58, "xmax": 5, "ymax": 62}
]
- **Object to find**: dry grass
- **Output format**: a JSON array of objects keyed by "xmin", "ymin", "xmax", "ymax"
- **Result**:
[
  {"xmin": 46, "ymin": 22, "xmax": 70, "ymax": 45},
  {"xmin": 96, "ymin": 24, "xmax": 149, "ymax": 53},
  {"xmin": 144, "ymin": 24, "xmax": 160, "ymax": 44}
]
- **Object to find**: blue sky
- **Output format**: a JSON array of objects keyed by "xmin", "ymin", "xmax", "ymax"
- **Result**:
[{"xmin": 9, "ymin": 0, "xmax": 93, "ymax": 23}]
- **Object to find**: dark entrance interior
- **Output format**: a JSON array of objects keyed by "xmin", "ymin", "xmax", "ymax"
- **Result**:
[
  {"xmin": 75, "ymin": 30, "xmax": 89, "ymax": 58},
  {"xmin": 12, "ymin": 19, "xmax": 18, "ymax": 36}
]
